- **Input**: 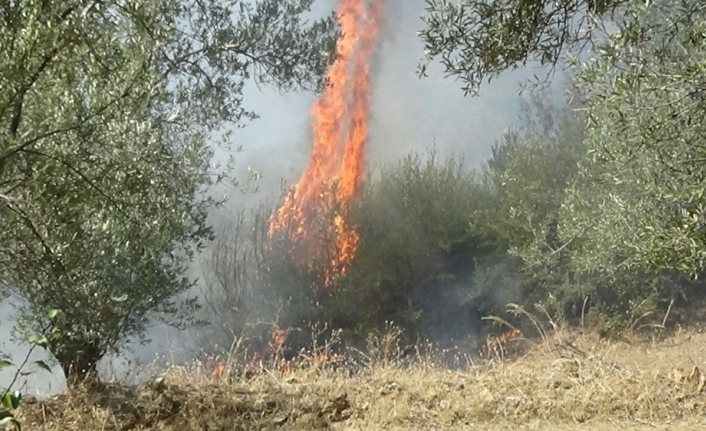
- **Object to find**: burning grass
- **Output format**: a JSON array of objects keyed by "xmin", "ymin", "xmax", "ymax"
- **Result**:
[{"xmin": 15, "ymin": 323, "xmax": 706, "ymax": 431}]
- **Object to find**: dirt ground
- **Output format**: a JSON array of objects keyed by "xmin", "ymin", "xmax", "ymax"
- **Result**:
[
  {"xmin": 339, "ymin": 421, "xmax": 706, "ymax": 430},
  {"xmin": 15, "ymin": 325, "xmax": 706, "ymax": 430}
]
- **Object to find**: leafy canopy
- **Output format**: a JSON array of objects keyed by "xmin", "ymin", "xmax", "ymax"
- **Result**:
[
  {"xmin": 0, "ymin": 0, "xmax": 337, "ymax": 377},
  {"xmin": 561, "ymin": 0, "xmax": 706, "ymax": 276},
  {"xmin": 418, "ymin": 0, "xmax": 626, "ymax": 95}
]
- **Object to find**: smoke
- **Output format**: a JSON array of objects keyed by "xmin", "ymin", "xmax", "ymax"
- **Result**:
[
  {"xmin": 368, "ymin": 0, "xmax": 530, "ymax": 167},
  {"xmin": 214, "ymin": 0, "xmax": 554, "ymax": 206},
  {"xmin": 124, "ymin": 0, "xmax": 566, "ymax": 372},
  {"xmin": 0, "ymin": 0, "xmax": 565, "ymax": 396}
]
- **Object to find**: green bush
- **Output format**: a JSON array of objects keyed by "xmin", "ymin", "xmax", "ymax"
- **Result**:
[
  {"xmin": 203, "ymin": 87, "xmax": 706, "ymax": 349},
  {"xmin": 328, "ymin": 151, "xmax": 504, "ymax": 345},
  {"xmin": 482, "ymin": 90, "xmax": 704, "ymax": 334}
]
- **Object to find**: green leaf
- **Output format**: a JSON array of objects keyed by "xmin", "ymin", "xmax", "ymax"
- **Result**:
[
  {"xmin": 33, "ymin": 360, "xmax": 52, "ymax": 373},
  {"xmin": 0, "ymin": 361, "xmax": 13, "ymax": 371},
  {"xmin": 26, "ymin": 335, "xmax": 49, "ymax": 349},
  {"xmin": 1, "ymin": 394, "xmax": 12, "ymax": 411},
  {"xmin": 110, "ymin": 294, "xmax": 128, "ymax": 302},
  {"xmin": 9, "ymin": 392, "xmax": 21, "ymax": 410},
  {"xmin": 47, "ymin": 309, "xmax": 61, "ymax": 320}
]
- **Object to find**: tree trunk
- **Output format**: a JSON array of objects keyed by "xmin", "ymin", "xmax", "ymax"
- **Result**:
[{"xmin": 54, "ymin": 339, "xmax": 104, "ymax": 388}]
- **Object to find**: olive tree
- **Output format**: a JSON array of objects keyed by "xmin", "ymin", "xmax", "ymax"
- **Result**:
[
  {"xmin": 478, "ymin": 91, "xmax": 589, "ymax": 322},
  {"xmin": 560, "ymin": 0, "xmax": 706, "ymax": 277},
  {"xmin": 418, "ymin": 0, "xmax": 706, "ymax": 326},
  {"xmin": 484, "ymin": 92, "xmax": 585, "ymax": 263},
  {"xmin": 418, "ymin": 0, "xmax": 627, "ymax": 95},
  {"xmin": 0, "ymin": 0, "xmax": 337, "ymax": 383}
]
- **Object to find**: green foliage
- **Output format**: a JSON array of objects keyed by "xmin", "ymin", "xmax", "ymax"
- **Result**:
[
  {"xmin": 418, "ymin": 0, "xmax": 626, "ymax": 95},
  {"xmin": 563, "ymin": 0, "xmax": 706, "ymax": 277},
  {"xmin": 418, "ymin": 0, "xmax": 706, "ymax": 334},
  {"xmin": 479, "ymin": 92, "xmax": 586, "ymax": 312},
  {"xmin": 485, "ymin": 92, "xmax": 586, "ymax": 260},
  {"xmin": 0, "ymin": 0, "xmax": 338, "ymax": 381},
  {"xmin": 330, "ymin": 151, "xmax": 499, "ymax": 343},
  {"xmin": 0, "ymin": 392, "xmax": 22, "ymax": 431}
]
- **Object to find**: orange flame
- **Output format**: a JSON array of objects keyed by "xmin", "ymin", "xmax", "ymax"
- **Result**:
[
  {"xmin": 480, "ymin": 328, "xmax": 524, "ymax": 360},
  {"xmin": 268, "ymin": 0, "xmax": 384, "ymax": 283}
]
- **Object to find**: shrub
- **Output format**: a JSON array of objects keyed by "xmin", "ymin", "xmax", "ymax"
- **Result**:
[{"xmin": 331, "ymin": 151, "xmax": 503, "ymax": 345}]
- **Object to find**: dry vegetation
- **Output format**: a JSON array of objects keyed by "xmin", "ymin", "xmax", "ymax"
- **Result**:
[{"xmin": 15, "ymin": 319, "xmax": 706, "ymax": 431}]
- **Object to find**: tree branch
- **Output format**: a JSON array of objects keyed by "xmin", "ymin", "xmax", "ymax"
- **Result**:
[
  {"xmin": 4, "ymin": 2, "xmax": 83, "ymax": 138},
  {"xmin": 0, "ymin": 64, "xmax": 143, "ymax": 165},
  {"xmin": 19, "ymin": 148, "xmax": 133, "ymax": 221}
]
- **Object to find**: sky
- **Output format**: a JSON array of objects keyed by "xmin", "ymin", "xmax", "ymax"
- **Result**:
[
  {"xmin": 0, "ymin": 0, "xmax": 562, "ymax": 398},
  {"xmin": 211, "ymin": 0, "xmax": 559, "ymax": 207}
]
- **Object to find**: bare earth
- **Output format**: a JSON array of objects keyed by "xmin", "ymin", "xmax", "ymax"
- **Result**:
[{"xmin": 17, "ymin": 326, "xmax": 706, "ymax": 430}]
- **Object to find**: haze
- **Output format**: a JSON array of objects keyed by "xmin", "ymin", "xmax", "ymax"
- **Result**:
[{"xmin": 0, "ymin": 0, "xmax": 561, "ymax": 398}]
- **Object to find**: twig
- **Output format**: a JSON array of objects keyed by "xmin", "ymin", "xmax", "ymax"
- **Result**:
[
  {"xmin": 661, "ymin": 298, "xmax": 674, "ymax": 329},
  {"xmin": 1, "ymin": 322, "xmax": 54, "ymax": 400},
  {"xmin": 581, "ymin": 296, "xmax": 590, "ymax": 329}
]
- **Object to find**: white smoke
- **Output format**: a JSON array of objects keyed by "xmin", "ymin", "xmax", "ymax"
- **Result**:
[{"xmin": 0, "ymin": 0, "xmax": 564, "ymax": 396}]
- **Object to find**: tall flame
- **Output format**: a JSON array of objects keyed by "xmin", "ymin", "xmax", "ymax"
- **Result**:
[{"xmin": 268, "ymin": 0, "xmax": 383, "ymax": 282}]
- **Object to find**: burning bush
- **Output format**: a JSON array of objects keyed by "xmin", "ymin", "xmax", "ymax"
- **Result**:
[
  {"xmin": 329, "ymin": 151, "xmax": 511, "ymax": 343},
  {"xmin": 197, "ymin": 150, "xmax": 521, "ymax": 359}
]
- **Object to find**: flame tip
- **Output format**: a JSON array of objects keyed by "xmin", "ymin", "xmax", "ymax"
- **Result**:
[{"xmin": 267, "ymin": 0, "xmax": 383, "ymax": 287}]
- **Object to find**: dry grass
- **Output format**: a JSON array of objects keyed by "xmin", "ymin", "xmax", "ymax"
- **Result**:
[{"xmin": 15, "ymin": 324, "xmax": 706, "ymax": 431}]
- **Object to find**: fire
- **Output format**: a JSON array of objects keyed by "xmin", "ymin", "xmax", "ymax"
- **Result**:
[
  {"xmin": 480, "ymin": 328, "xmax": 524, "ymax": 360},
  {"xmin": 268, "ymin": 0, "xmax": 384, "ymax": 282}
]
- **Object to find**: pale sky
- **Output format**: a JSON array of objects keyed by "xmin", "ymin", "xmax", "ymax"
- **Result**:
[{"xmin": 0, "ymin": 0, "xmax": 563, "ymax": 398}]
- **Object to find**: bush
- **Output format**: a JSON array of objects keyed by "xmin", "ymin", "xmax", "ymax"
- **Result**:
[
  {"xmin": 200, "ymin": 87, "xmax": 706, "ymax": 351},
  {"xmin": 199, "ymin": 151, "xmax": 512, "ymax": 351},
  {"xmin": 482, "ymin": 90, "xmax": 704, "ymax": 334},
  {"xmin": 329, "ymin": 151, "xmax": 505, "ymax": 345},
  {"xmin": 196, "ymin": 205, "xmax": 326, "ymax": 356}
]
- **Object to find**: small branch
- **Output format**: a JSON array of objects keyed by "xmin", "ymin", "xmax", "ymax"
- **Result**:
[
  {"xmin": 2, "ymin": 341, "xmax": 39, "ymax": 399},
  {"xmin": 0, "ymin": 64, "xmax": 142, "ymax": 164},
  {"xmin": 19, "ymin": 148, "xmax": 132, "ymax": 221}
]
